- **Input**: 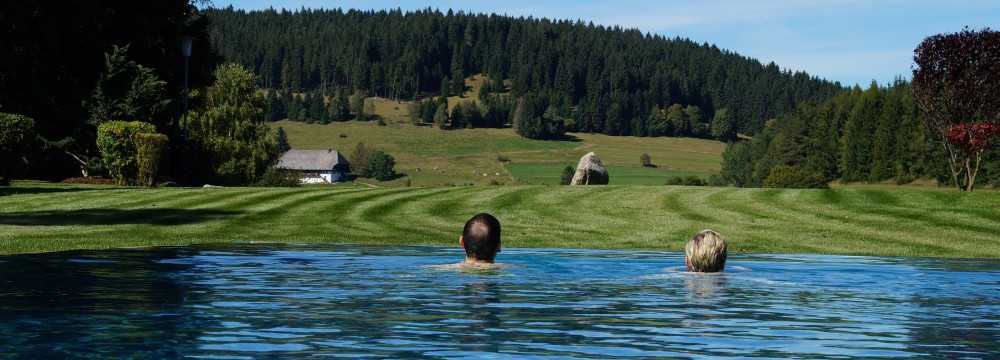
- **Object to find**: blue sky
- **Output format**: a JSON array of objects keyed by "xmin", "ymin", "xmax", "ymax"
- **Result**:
[{"xmin": 216, "ymin": 0, "xmax": 1000, "ymax": 87}]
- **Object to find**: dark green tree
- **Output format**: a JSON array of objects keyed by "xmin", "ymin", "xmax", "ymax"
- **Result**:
[{"xmin": 368, "ymin": 150, "xmax": 397, "ymax": 181}]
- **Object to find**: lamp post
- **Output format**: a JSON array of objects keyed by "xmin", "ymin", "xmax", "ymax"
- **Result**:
[{"xmin": 180, "ymin": 36, "xmax": 193, "ymax": 135}]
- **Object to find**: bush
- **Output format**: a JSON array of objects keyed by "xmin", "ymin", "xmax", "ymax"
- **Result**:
[
  {"xmin": 135, "ymin": 133, "xmax": 168, "ymax": 187},
  {"xmin": 560, "ymin": 166, "xmax": 575, "ymax": 185},
  {"xmin": 666, "ymin": 175, "xmax": 707, "ymax": 186},
  {"xmin": 763, "ymin": 165, "xmax": 829, "ymax": 189},
  {"xmin": 0, "ymin": 113, "xmax": 35, "ymax": 185},
  {"xmin": 707, "ymin": 174, "xmax": 728, "ymax": 187},
  {"xmin": 96, "ymin": 121, "xmax": 157, "ymax": 185},
  {"xmin": 368, "ymin": 150, "xmax": 397, "ymax": 181},
  {"xmin": 255, "ymin": 167, "xmax": 301, "ymax": 187}
]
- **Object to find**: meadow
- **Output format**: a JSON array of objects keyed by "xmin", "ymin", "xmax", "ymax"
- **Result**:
[
  {"xmin": 274, "ymin": 120, "xmax": 724, "ymax": 186},
  {"xmin": 2, "ymin": 181, "xmax": 997, "ymax": 257}
]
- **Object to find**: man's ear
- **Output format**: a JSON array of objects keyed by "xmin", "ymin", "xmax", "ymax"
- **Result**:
[{"xmin": 459, "ymin": 235, "xmax": 464, "ymax": 248}]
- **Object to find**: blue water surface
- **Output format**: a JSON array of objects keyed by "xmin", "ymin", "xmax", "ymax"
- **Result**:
[{"xmin": 0, "ymin": 244, "xmax": 998, "ymax": 359}]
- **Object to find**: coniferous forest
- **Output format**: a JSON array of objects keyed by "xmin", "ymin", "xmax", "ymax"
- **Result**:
[{"xmin": 206, "ymin": 7, "xmax": 843, "ymax": 138}]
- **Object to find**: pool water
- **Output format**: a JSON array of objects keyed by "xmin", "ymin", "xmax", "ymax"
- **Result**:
[{"xmin": 0, "ymin": 245, "xmax": 998, "ymax": 358}]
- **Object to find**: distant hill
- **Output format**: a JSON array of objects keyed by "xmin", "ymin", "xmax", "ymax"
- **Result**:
[{"xmin": 207, "ymin": 7, "xmax": 843, "ymax": 135}]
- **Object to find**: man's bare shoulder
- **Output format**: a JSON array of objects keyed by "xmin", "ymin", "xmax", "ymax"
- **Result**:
[{"xmin": 426, "ymin": 262, "xmax": 511, "ymax": 271}]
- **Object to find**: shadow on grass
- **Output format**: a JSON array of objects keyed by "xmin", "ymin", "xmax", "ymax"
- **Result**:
[
  {"xmin": 0, "ymin": 208, "xmax": 242, "ymax": 226},
  {"xmin": 0, "ymin": 186, "xmax": 104, "ymax": 197}
]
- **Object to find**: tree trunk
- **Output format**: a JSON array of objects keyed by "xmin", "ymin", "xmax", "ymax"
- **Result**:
[
  {"xmin": 965, "ymin": 151, "xmax": 984, "ymax": 192},
  {"xmin": 942, "ymin": 141, "xmax": 964, "ymax": 191}
]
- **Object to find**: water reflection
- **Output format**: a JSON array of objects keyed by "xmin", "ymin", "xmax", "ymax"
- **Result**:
[{"xmin": 0, "ymin": 245, "xmax": 997, "ymax": 358}]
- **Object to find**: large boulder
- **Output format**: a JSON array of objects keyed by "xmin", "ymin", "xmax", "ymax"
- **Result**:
[{"xmin": 570, "ymin": 152, "xmax": 609, "ymax": 185}]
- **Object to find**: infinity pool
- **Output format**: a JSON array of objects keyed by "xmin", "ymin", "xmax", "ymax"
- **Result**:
[{"xmin": 0, "ymin": 245, "xmax": 998, "ymax": 358}]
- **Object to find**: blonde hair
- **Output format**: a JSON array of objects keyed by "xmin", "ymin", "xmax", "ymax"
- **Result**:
[{"xmin": 685, "ymin": 230, "xmax": 727, "ymax": 272}]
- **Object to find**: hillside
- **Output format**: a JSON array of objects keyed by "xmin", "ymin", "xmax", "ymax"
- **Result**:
[
  {"xmin": 207, "ymin": 7, "xmax": 843, "ymax": 136},
  {"xmin": 3, "ymin": 182, "xmax": 997, "ymax": 258}
]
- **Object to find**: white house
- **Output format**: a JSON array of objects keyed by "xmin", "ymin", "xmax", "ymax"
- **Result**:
[{"xmin": 277, "ymin": 149, "xmax": 350, "ymax": 184}]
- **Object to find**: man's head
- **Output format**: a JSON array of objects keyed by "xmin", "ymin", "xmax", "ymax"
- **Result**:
[
  {"xmin": 460, "ymin": 213, "xmax": 502, "ymax": 262},
  {"xmin": 685, "ymin": 230, "xmax": 727, "ymax": 272}
]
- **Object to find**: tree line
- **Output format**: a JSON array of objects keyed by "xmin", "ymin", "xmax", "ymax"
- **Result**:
[
  {"xmin": 720, "ymin": 80, "xmax": 1000, "ymax": 188},
  {"xmin": 205, "ymin": 7, "xmax": 843, "ymax": 137}
]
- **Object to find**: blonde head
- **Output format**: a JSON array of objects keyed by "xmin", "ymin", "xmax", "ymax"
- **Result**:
[{"xmin": 685, "ymin": 230, "xmax": 727, "ymax": 272}]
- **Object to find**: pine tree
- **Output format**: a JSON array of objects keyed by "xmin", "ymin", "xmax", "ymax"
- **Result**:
[
  {"xmin": 433, "ymin": 103, "xmax": 449, "ymax": 129},
  {"xmin": 275, "ymin": 127, "xmax": 291, "ymax": 154}
]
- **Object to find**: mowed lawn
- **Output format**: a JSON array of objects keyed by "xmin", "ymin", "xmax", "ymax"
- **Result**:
[
  {"xmin": 2, "ymin": 181, "xmax": 998, "ymax": 258},
  {"xmin": 506, "ymin": 164, "xmax": 707, "ymax": 185},
  {"xmin": 273, "ymin": 120, "xmax": 724, "ymax": 186}
]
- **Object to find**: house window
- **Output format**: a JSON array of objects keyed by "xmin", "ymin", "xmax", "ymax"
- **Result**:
[{"xmin": 303, "ymin": 171, "xmax": 321, "ymax": 178}]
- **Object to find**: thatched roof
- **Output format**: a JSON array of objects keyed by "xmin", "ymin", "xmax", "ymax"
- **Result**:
[{"xmin": 277, "ymin": 149, "xmax": 347, "ymax": 170}]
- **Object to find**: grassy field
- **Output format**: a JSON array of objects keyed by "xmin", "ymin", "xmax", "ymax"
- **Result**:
[
  {"xmin": 506, "ymin": 164, "xmax": 707, "ymax": 185},
  {"xmin": 274, "ymin": 121, "xmax": 724, "ymax": 186},
  {"xmin": 272, "ymin": 74, "xmax": 725, "ymax": 186},
  {"xmin": 2, "ymin": 181, "xmax": 998, "ymax": 258}
]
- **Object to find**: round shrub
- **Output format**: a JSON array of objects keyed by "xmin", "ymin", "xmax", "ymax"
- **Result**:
[
  {"xmin": 368, "ymin": 150, "xmax": 397, "ymax": 181},
  {"xmin": 763, "ymin": 165, "xmax": 829, "ymax": 189}
]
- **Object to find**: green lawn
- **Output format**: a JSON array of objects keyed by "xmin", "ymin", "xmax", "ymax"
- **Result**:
[
  {"xmin": 506, "ymin": 163, "xmax": 707, "ymax": 185},
  {"xmin": 2, "ymin": 181, "xmax": 998, "ymax": 258}
]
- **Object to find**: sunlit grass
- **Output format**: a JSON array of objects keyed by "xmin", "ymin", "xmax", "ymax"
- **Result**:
[{"xmin": 2, "ymin": 181, "xmax": 997, "ymax": 258}]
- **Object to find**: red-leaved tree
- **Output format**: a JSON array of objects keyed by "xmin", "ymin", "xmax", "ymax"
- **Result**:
[{"xmin": 912, "ymin": 27, "xmax": 1000, "ymax": 191}]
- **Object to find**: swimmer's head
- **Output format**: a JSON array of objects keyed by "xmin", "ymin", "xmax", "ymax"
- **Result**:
[
  {"xmin": 460, "ymin": 213, "xmax": 502, "ymax": 263},
  {"xmin": 685, "ymin": 230, "xmax": 727, "ymax": 272}
]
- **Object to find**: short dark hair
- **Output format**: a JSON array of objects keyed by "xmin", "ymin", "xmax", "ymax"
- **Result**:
[{"xmin": 462, "ymin": 213, "xmax": 501, "ymax": 261}]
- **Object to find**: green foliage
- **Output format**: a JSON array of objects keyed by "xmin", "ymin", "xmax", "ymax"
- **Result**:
[
  {"xmin": 329, "ymin": 91, "xmax": 351, "ymax": 121},
  {"xmin": 367, "ymin": 150, "xmax": 397, "ymax": 181},
  {"xmin": 763, "ymin": 165, "xmax": 829, "ymax": 189},
  {"xmin": 710, "ymin": 108, "xmax": 736, "ymax": 141},
  {"xmin": 350, "ymin": 94, "xmax": 365, "ymax": 120},
  {"xmin": 560, "ymin": 166, "xmax": 575, "ymax": 185},
  {"xmin": 433, "ymin": 103, "xmax": 449, "ymax": 129},
  {"xmin": 208, "ymin": 8, "xmax": 844, "ymax": 138},
  {"xmin": 255, "ymin": 167, "xmax": 301, "ymax": 187},
  {"xmin": 665, "ymin": 175, "xmax": 707, "ymax": 186},
  {"xmin": 87, "ymin": 45, "xmax": 169, "ymax": 128},
  {"xmin": 275, "ymin": 127, "xmax": 291, "ymax": 154},
  {"xmin": 666, "ymin": 104, "xmax": 688, "ymax": 136},
  {"xmin": 187, "ymin": 63, "xmax": 278, "ymax": 185},
  {"xmin": 350, "ymin": 142, "xmax": 372, "ymax": 177},
  {"xmin": 720, "ymin": 141, "xmax": 753, "ymax": 187},
  {"xmin": 0, "ymin": 113, "xmax": 35, "ymax": 184},
  {"xmin": 513, "ymin": 97, "xmax": 565, "ymax": 140},
  {"xmin": 96, "ymin": 121, "xmax": 157, "ymax": 185},
  {"xmin": 3, "ymin": 2, "xmax": 217, "ymax": 181},
  {"xmin": 135, "ymin": 133, "xmax": 168, "ymax": 187},
  {"xmin": 264, "ymin": 90, "xmax": 286, "ymax": 121},
  {"xmin": 720, "ymin": 81, "xmax": 949, "ymax": 188},
  {"xmin": 707, "ymin": 174, "xmax": 728, "ymax": 186}
]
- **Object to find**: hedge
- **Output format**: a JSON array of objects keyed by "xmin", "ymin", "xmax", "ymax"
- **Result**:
[{"xmin": 96, "ymin": 121, "xmax": 158, "ymax": 185}]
